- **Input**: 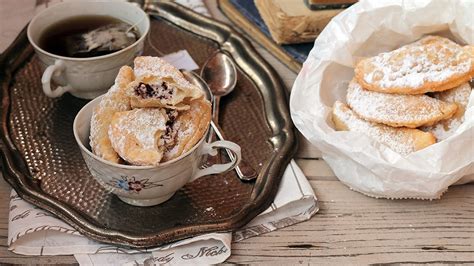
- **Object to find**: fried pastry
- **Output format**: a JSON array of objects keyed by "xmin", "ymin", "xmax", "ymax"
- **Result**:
[
  {"xmin": 346, "ymin": 79, "xmax": 458, "ymax": 128},
  {"xmin": 332, "ymin": 101, "xmax": 436, "ymax": 155},
  {"xmin": 108, "ymin": 108, "xmax": 170, "ymax": 166},
  {"xmin": 90, "ymin": 66, "xmax": 134, "ymax": 163},
  {"xmin": 355, "ymin": 36, "xmax": 474, "ymax": 94},
  {"xmin": 163, "ymin": 97, "xmax": 212, "ymax": 161},
  {"xmin": 465, "ymin": 45, "xmax": 474, "ymax": 57},
  {"xmin": 422, "ymin": 82, "xmax": 472, "ymax": 140},
  {"xmin": 128, "ymin": 56, "xmax": 203, "ymax": 110},
  {"xmin": 90, "ymin": 56, "xmax": 212, "ymax": 166}
]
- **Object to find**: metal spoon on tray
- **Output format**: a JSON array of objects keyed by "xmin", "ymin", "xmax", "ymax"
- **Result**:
[
  {"xmin": 181, "ymin": 70, "xmax": 257, "ymax": 181},
  {"xmin": 200, "ymin": 51, "xmax": 258, "ymax": 181}
]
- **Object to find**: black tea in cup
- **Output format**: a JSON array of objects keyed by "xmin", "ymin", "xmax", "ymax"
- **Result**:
[{"xmin": 39, "ymin": 15, "xmax": 140, "ymax": 58}]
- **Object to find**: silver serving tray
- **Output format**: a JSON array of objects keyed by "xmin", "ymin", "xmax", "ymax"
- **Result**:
[{"xmin": 0, "ymin": 1, "xmax": 297, "ymax": 248}]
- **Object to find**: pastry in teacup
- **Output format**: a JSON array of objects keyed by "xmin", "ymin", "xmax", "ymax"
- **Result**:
[
  {"xmin": 346, "ymin": 79, "xmax": 458, "ymax": 128},
  {"xmin": 90, "ymin": 66, "xmax": 134, "ymax": 163},
  {"xmin": 332, "ymin": 101, "xmax": 436, "ymax": 155},
  {"xmin": 128, "ymin": 56, "xmax": 203, "ymax": 110},
  {"xmin": 90, "ymin": 56, "xmax": 212, "ymax": 166},
  {"xmin": 108, "ymin": 108, "xmax": 170, "ymax": 166},
  {"xmin": 355, "ymin": 36, "xmax": 474, "ymax": 95},
  {"xmin": 163, "ymin": 97, "xmax": 212, "ymax": 161}
]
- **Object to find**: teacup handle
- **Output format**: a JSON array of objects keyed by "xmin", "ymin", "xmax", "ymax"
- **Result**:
[
  {"xmin": 190, "ymin": 140, "xmax": 242, "ymax": 181},
  {"xmin": 41, "ymin": 59, "xmax": 72, "ymax": 98}
]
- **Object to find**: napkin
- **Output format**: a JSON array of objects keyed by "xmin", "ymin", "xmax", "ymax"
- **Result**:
[
  {"xmin": 8, "ymin": 160, "xmax": 317, "ymax": 265},
  {"xmin": 4, "ymin": 0, "xmax": 318, "ymax": 265},
  {"xmin": 290, "ymin": 0, "xmax": 474, "ymax": 200}
]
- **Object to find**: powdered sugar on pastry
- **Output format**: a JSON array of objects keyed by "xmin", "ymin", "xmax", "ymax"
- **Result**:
[
  {"xmin": 133, "ymin": 57, "xmax": 191, "ymax": 89},
  {"xmin": 163, "ymin": 122, "xmax": 192, "ymax": 160},
  {"xmin": 434, "ymin": 82, "xmax": 472, "ymax": 107},
  {"xmin": 346, "ymin": 79, "xmax": 458, "ymax": 128},
  {"xmin": 108, "ymin": 108, "xmax": 168, "ymax": 166},
  {"xmin": 90, "ymin": 56, "xmax": 211, "ymax": 166},
  {"xmin": 163, "ymin": 98, "xmax": 211, "ymax": 161},
  {"xmin": 332, "ymin": 101, "xmax": 436, "ymax": 155},
  {"xmin": 90, "ymin": 66, "xmax": 134, "ymax": 163},
  {"xmin": 422, "ymin": 82, "xmax": 472, "ymax": 140},
  {"xmin": 355, "ymin": 36, "xmax": 474, "ymax": 94},
  {"xmin": 129, "ymin": 56, "xmax": 203, "ymax": 109}
]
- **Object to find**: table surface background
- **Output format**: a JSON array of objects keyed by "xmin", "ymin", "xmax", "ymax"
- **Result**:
[{"xmin": 0, "ymin": 0, "xmax": 473, "ymax": 264}]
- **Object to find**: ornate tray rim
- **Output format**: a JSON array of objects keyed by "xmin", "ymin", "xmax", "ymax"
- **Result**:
[{"xmin": 0, "ymin": 1, "xmax": 297, "ymax": 248}]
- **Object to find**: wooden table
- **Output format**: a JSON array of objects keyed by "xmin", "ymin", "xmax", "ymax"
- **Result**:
[{"xmin": 1, "ymin": 1, "xmax": 473, "ymax": 264}]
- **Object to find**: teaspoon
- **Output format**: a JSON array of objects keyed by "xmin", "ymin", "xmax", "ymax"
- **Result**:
[
  {"xmin": 182, "ymin": 69, "xmax": 257, "ymax": 182},
  {"xmin": 200, "ymin": 51, "xmax": 258, "ymax": 181}
]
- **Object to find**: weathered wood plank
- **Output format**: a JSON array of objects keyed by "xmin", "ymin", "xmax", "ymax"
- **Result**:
[
  {"xmin": 295, "ymin": 158, "xmax": 335, "ymax": 180},
  {"xmin": 228, "ymin": 180, "xmax": 474, "ymax": 264},
  {"xmin": 296, "ymin": 134, "xmax": 323, "ymax": 159}
]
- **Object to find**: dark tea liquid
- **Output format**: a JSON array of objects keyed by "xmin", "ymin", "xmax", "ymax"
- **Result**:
[{"xmin": 38, "ymin": 15, "xmax": 137, "ymax": 58}]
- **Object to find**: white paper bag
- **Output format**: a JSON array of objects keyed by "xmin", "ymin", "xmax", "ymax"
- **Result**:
[{"xmin": 290, "ymin": 0, "xmax": 474, "ymax": 199}]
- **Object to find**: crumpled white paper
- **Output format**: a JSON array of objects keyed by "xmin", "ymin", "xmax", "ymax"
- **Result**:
[{"xmin": 290, "ymin": 0, "xmax": 474, "ymax": 200}]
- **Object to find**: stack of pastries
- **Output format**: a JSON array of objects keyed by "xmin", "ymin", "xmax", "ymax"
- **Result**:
[
  {"xmin": 332, "ymin": 36, "xmax": 474, "ymax": 155},
  {"xmin": 90, "ymin": 56, "xmax": 211, "ymax": 166}
]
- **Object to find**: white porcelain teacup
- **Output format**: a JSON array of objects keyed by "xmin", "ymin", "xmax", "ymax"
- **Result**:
[
  {"xmin": 27, "ymin": 1, "xmax": 150, "ymax": 99},
  {"xmin": 73, "ymin": 96, "xmax": 242, "ymax": 206}
]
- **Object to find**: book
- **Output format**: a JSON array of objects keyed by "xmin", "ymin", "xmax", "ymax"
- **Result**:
[
  {"xmin": 218, "ymin": 0, "xmax": 314, "ymax": 72},
  {"xmin": 304, "ymin": 0, "xmax": 357, "ymax": 10},
  {"xmin": 255, "ymin": 0, "xmax": 342, "ymax": 44}
]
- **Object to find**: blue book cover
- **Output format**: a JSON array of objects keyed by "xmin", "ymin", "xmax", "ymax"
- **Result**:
[{"xmin": 228, "ymin": 0, "xmax": 313, "ymax": 64}]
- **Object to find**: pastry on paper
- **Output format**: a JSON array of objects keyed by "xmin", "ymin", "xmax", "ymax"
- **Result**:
[
  {"xmin": 346, "ymin": 79, "xmax": 458, "ymax": 128},
  {"xmin": 355, "ymin": 36, "xmax": 474, "ymax": 95},
  {"xmin": 422, "ymin": 82, "xmax": 472, "ymax": 140},
  {"xmin": 332, "ymin": 101, "xmax": 436, "ymax": 155}
]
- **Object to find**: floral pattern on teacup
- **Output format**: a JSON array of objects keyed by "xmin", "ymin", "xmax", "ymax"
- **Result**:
[{"xmin": 107, "ymin": 176, "xmax": 163, "ymax": 194}]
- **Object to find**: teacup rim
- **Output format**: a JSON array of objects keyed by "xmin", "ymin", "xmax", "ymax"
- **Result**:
[
  {"xmin": 27, "ymin": 1, "xmax": 150, "ymax": 62},
  {"xmin": 73, "ymin": 95, "xmax": 207, "ymax": 170}
]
